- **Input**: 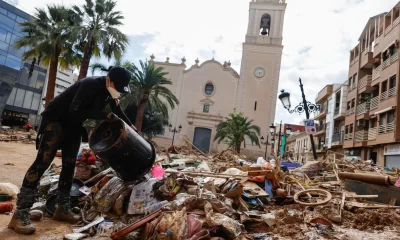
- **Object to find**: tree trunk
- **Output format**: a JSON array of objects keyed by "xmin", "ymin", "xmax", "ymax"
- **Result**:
[
  {"xmin": 45, "ymin": 53, "xmax": 60, "ymax": 108},
  {"xmin": 77, "ymin": 45, "xmax": 91, "ymax": 81},
  {"xmin": 135, "ymin": 97, "xmax": 147, "ymax": 132},
  {"xmin": 235, "ymin": 144, "xmax": 241, "ymax": 154}
]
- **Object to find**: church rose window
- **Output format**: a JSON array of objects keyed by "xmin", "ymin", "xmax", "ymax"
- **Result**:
[{"xmin": 204, "ymin": 83, "xmax": 214, "ymax": 96}]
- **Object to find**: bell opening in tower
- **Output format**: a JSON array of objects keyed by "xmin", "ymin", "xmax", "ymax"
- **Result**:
[{"xmin": 260, "ymin": 14, "xmax": 271, "ymax": 36}]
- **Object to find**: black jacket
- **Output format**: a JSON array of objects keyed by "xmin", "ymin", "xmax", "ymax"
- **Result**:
[{"xmin": 41, "ymin": 76, "xmax": 133, "ymax": 126}]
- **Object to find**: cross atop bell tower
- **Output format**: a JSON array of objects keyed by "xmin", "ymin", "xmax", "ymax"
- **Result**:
[{"xmin": 246, "ymin": 0, "xmax": 286, "ymax": 46}]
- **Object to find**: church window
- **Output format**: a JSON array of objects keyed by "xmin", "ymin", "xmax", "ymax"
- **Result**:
[
  {"xmin": 260, "ymin": 14, "xmax": 271, "ymax": 36},
  {"xmin": 204, "ymin": 83, "xmax": 214, "ymax": 96},
  {"xmin": 203, "ymin": 104, "xmax": 210, "ymax": 113}
]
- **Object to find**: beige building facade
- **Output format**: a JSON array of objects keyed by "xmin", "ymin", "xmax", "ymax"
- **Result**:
[{"xmin": 152, "ymin": 0, "xmax": 286, "ymax": 158}]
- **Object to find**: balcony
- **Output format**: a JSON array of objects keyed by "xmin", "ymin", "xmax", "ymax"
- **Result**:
[
  {"xmin": 382, "ymin": 52, "xmax": 398, "ymax": 70},
  {"xmin": 360, "ymin": 51, "xmax": 374, "ymax": 69},
  {"xmin": 334, "ymin": 107, "xmax": 339, "ymax": 116},
  {"xmin": 388, "ymin": 87, "xmax": 396, "ymax": 98},
  {"xmin": 314, "ymin": 124, "xmax": 326, "ymax": 136},
  {"xmin": 381, "ymin": 91, "xmax": 388, "ymax": 102},
  {"xmin": 358, "ymin": 75, "xmax": 372, "ymax": 92},
  {"xmin": 331, "ymin": 133, "xmax": 343, "ymax": 146},
  {"xmin": 370, "ymin": 96, "xmax": 379, "ymax": 110},
  {"xmin": 356, "ymin": 102, "xmax": 370, "ymax": 115},
  {"xmin": 346, "ymin": 108, "xmax": 355, "ymax": 116},
  {"xmin": 379, "ymin": 122, "xmax": 395, "ymax": 134},
  {"xmin": 394, "ymin": 16, "xmax": 400, "ymax": 27},
  {"xmin": 368, "ymin": 127, "xmax": 377, "ymax": 141},
  {"xmin": 355, "ymin": 130, "xmax": 368, "ymax": 142},
  {"xmin": 372, "ymin": 65, "xmax": 381, "ymax": 81},
  {"xmin": 316, "ymin": 85, "xmax": 333, "ymax": 104},
  {"xmin": 314, "ymin": 104, "xmax": 327, "ymax": 120},
  {"xmin": 385, "ymin": 24, "xmax": 393, "ymax": 35}
]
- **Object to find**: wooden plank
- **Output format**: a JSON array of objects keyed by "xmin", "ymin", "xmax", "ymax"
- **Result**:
[
  {"xmin": 389, "ymin": 197, "xmax": 397, "ymax": 206},
  {"xmin": 242, "ymin": 181, "xmax": 269, "ymax": 198},
  {"xmin": 339, "ymin": 192, "xmax": 346, "ymax": 223}
]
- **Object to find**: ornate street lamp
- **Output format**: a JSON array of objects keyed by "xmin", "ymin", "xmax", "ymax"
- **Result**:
[
  {"xmin": 169, "ymin": 124, "xmax": 182, "ymax": 146},
  {"xmin": 278, "ymin": 78, "xmax": 320, "ymax": 160}
]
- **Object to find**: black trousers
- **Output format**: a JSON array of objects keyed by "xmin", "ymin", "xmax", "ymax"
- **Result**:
[{"xmin": 17, "ymin": 121, "xmax": 81, "ymax": 209}]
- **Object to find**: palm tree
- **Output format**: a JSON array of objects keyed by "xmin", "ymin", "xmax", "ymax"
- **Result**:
[
  {"xmin": 72, "ymin": 0, "xmax": 128, "ymax": 81},
  {"xmin": 214, "ymin": 111, "xmax": 261, "ymax": 153},
  {"xmin": 16, "ymin": 5, "xmax": 81, "ymax": 107},
  {"xmin": 123, "ymin": 60, "xmax": 179, "ymax": 132}
]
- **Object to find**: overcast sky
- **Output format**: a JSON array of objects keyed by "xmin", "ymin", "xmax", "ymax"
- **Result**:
[{"xmin": 7, "ymin": 0, "xmax": 400, "ymax": 125}]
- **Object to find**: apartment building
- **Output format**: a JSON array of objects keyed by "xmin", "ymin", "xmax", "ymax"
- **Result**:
[
  {"xmin": 286, "ymin": 132, "xmax": 318, "ymax": 163},
  {"xmin": 343, "ymin": 2, "xmax": 400, "ymax": 167}
]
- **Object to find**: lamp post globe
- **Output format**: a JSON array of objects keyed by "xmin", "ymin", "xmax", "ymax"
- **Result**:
[{"xmin": 278, "ymin": 89, "xmax": 291, "ymax": 110}]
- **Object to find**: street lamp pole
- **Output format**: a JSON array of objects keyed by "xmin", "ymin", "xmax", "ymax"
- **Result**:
[
  {"xmin": 260, "ymin": 124, "xmax": 276, "ymax": 160},
  {"xmin": 299, "ymin": 79, "xmax": 318, "ymax": 160},
  {"xmin": 169, "ymin": 124, "xmax": 182, "ymax": 146},
  {"xmin": 278, "ymin": 78, "xmax": 320, "ymax": 160},
  {"xmin": 277, "ymin": 120, "xmax": 282, "ymax": 158}
]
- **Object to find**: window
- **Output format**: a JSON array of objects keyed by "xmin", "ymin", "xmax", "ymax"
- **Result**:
[
  {"xmin": 31, "ymin": 93, "xmax": 40, "ymax": 110},
  {"xmin": 382, "ymin": 80, "xmax": 388, "ymax": 92},
  {"xmin": 349, "ymin": 77, "xmax": 353, "ymax": 89},
  {"xmin": 0, "ymin": 13, "xmax": 15, "ymax": 29},
  {"xmin": 13, "ymin": 88, "xmax": 25, "ymax": 107},
  {"xmin": 6, "ymin": 86, "xmax": 16, "ymax": 105},
  {"xmin": 204, "ymin": 83, "xmax": 214, "ymax": 96},
  {"xmin": 22, "ymin": 91, "xmax": 33, "ymax": 109},
  {"xmin": 35, "ymin": 72, "xmax": 46, "ymax": 90},
  {"xmin": 349, "ymin": 124, "xmax": 353, "ymax": 133},
  {"xmin": 203, "ymin": 104, "xmax": 210, "ymax": 113},
  {"xmin": 390, "ymin": 75, "xmax": 396, "ymax": 89},
  {"xmin": 380, "ymin": 113, "xmax": 387, "ymax": 126},
  {"xmin": 345, "ymin": 125, "xmax": 349, "ymax": 134},
  {"xmin": 347, "ymin": 101, "xmax": 351, "ymax": 110},
  {"xmin": 58, "ymin": 71, "xmax": 70, "ymax": 77},
  {"xmin": 4, "ymin": 57, "xmax": 21, "ymax": 70},
  {"xmin": 388, "ymin": 110, "xmax": 395, "ymax": 123},
  {"xmin": 351, "ymin": 99, "xmax": 355, "ymax": 108},
  {"xmin": 254, "ymin": 101, "xmax": 257, "ymax": 111},
  {"xmin": 353, "ymin": 73, "xmax": 358, "ymax": 87}
]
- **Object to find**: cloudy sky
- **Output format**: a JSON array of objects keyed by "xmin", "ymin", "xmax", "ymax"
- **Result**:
[{"xmin": 6, "ymin": 0, "xmax": 400, "ymax": 125}]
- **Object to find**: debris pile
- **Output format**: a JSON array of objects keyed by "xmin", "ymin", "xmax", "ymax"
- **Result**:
[
  {"xmin": 0, "ymin": 128, "xmax": 36, "ymax": 144},
  {"xmin": 2, "ymin": 143, "xmax": 400, "ymax": 239}
]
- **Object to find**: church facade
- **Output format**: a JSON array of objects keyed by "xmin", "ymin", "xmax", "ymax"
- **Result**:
[{"xmin": 152, "ymin": 0, "xmax": 286, "ymax": 158}]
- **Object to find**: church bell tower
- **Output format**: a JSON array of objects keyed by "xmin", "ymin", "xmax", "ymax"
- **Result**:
[{"xmin": 235, "ymin": 0, "xmax": 286, "ymax": 143}]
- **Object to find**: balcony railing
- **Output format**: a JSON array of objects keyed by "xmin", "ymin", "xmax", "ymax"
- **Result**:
[
  {"xmin": 331, "ymin": 133, "xmax": 343, "ymax": 144},
  {"xmin": 316, "ymin": 124, "xmax": 325, "ymax": 132},
  {"xmin": 355, "ymin": 130, "xmax": 368, "ymax": 142},
  {"xmin": 379, "ymin": 122, "xmax": 395, "ymax": 134},
  {"xmin": 368, "ymin": 127, "xmax": 377, "ymax": 140},
  {"xmin": 381, "ymin": 91, "xmax": 388, "ymax": 102},
  {"xmin": 385, "ymin": 24, "xmax": 393, "ymax": 35},
  {"xmin": 356, "ymin": 102, "xmax": 370, "ymax": 115},
  {"xmin": 370, "ymin": 96, "xmax": 379, "ymax": 109},
  {"xmin": 346, "ymin": 108, "xmax": 355, "ymax": 116},
  {"xmin": 383, "ymin": 58, "xmax": 391, "ymax": 68},
  {"xmin": 334, "ymin": 107, "xmax": 339, "ymax": 116},
  {"xmin": 391, "ymin": 52, "xmax": 399, "ymax": 63},
  {"xmin": 372, "ymin": 65, "xmax": 381, "ymax": 81},
  {"xmin": 388, "ymin": 87, "xmax": 396, "ymax": 98},
  {"xmin": 394, "ymin": 16, "xmax": 400, "ymax": 27},
  {"xmin": 358, "ymin": 75, "xmax": 372, "ymax": 89}
]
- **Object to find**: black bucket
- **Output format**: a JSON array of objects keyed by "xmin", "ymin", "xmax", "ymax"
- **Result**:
[{"xmin": 89, "ymin": 119, "xmax": 156, "ymax": 181}]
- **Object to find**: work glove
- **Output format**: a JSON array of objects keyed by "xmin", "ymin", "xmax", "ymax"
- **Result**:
[{"xmin": 106, "ymin": 112, "xmax": 119, "ymax": 122}]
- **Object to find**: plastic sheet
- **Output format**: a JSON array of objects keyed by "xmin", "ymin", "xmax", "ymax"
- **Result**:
[{"xmin": 204, "ymin": 202, "xmax": 242, "ymax": 239}]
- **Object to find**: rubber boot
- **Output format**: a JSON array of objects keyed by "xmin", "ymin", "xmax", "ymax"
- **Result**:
[
  {"xmin": 52, "ymin": 193, "xmax": 80, "ymax": 223},
  {"xmin": 8, "ymin": 209, "xmax": 36, "ymax": 235}
]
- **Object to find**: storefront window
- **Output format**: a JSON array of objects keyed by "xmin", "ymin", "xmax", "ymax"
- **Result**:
[
  {"xmin": 31, "ymin": 93, "xmax": 40, "ymax": 111},
  {"xmin": 6, "ymin": 87, "xmax": 16, "ymax": 105},
  {"xmin": 22, "ymin": 90, "xmax": 33, "ymax": 109},
  {"xmin": 13, "ymin": 88, "xmax": 25, "ymax": 107}
]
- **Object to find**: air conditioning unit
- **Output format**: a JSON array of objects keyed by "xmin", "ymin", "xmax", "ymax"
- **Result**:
[{"xmin": 357, "ymin": 120, "xmax": 366, "ymax": 127}]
